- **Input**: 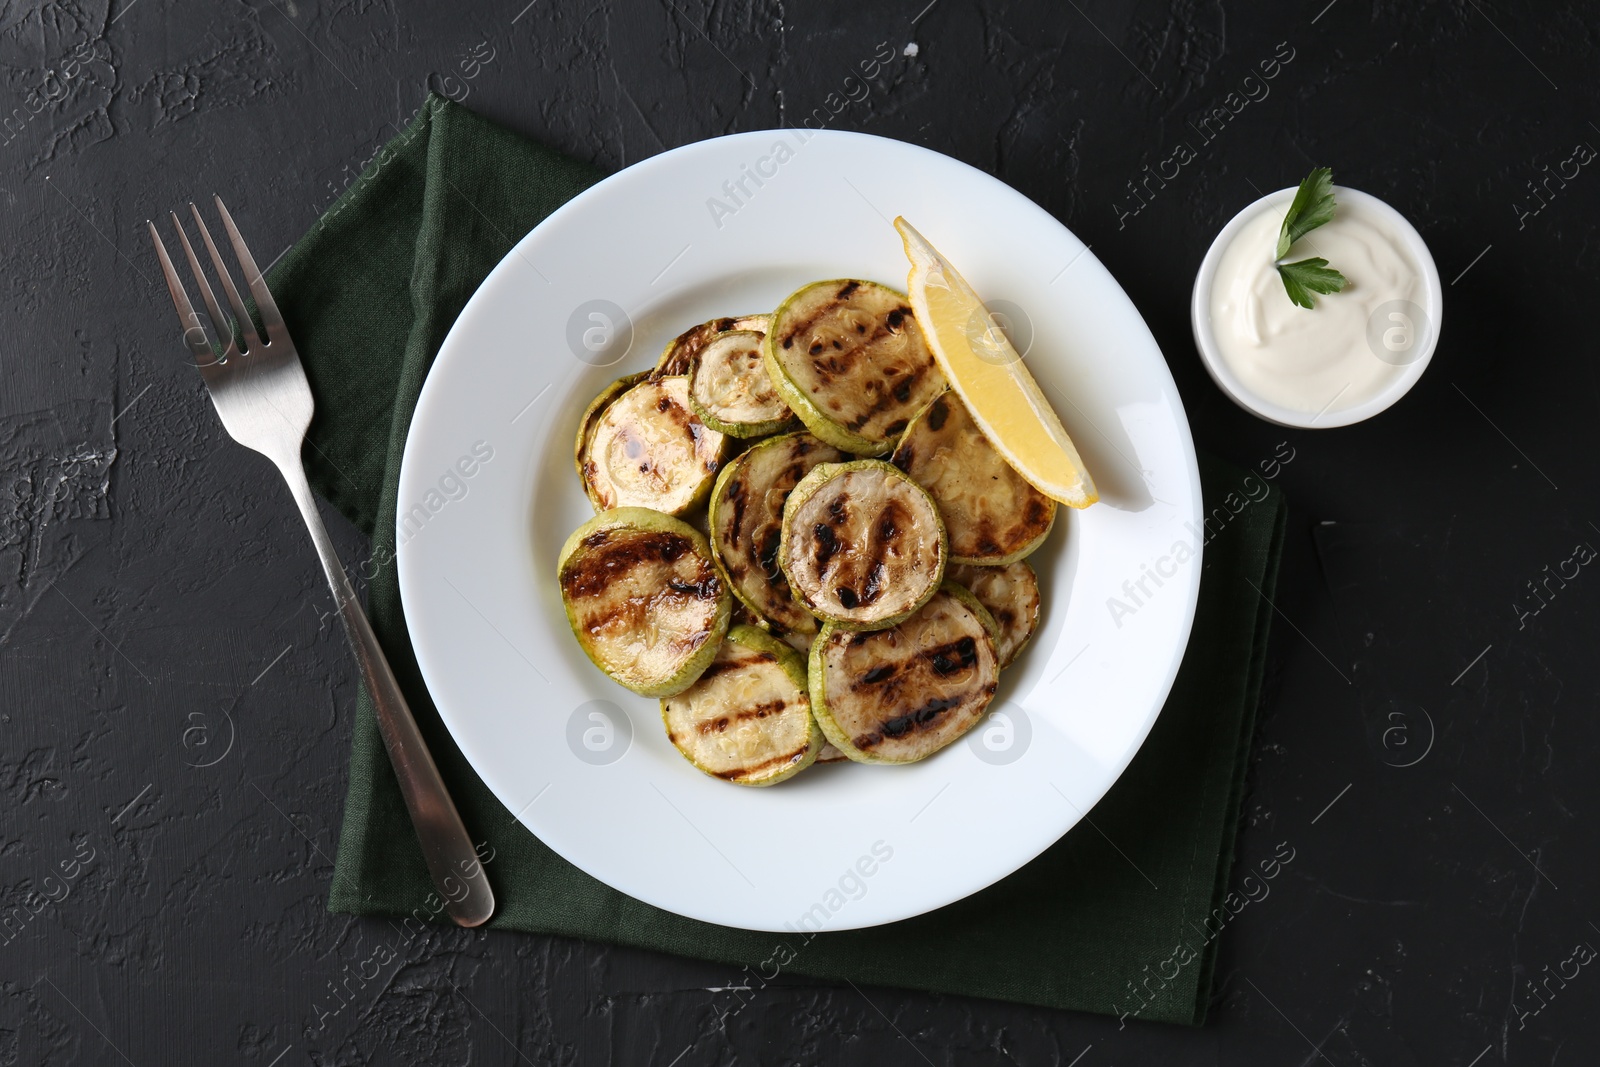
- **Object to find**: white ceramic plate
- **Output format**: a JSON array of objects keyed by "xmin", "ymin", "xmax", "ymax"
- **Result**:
[{"xmin": 398, "ymin": 130, "xmax": 1202, "ymax": 932}]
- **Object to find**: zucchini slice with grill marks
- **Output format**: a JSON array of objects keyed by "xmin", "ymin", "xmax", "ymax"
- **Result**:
[
  {"xmin": 809, "ymin": 583, "xmax": 1000, "ymax": 764},
  {"xmin": 573, "ymin": 371, "xmax": 648, "ymax": 482},
  {"xmin": 948, "ymin": 561, "xmax": 1041, "ymax": 668},
  {"xmin": 661, "ymin": 624, "xmax": 822, "ymax": 785},
  {"xmin": 709, "ymin": 431, "xmax": 846, "ymax": 636},
  {"xmin": 687, "ymin": 329, "xmax": 796, "ymax": 438},
  {"xmin": 779, "ymin": 459, "xmax": 946, "ymax": 630},
  {"xmin": 891, "ymin": 391, "xmax": 1056, "ymax": 565},
  {"xmin": 763, "ymin": 279, "xmax": 947, "ymax": 456},
  {"xmin": 579, "ymin": 376, "xmax": 726, "ymax": 515},
  {"xmin": 558, "ymin": 508, "xmax": 731, "ymax": 697},
  {"xmin": 654, "ymin": 314, "xmax": 771, "ymax": 379}
]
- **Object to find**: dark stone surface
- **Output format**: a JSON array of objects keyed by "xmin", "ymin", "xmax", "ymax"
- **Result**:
[{"xmin": 1, "ymin": 0, "xmax": 1597, "ymax": 1063}]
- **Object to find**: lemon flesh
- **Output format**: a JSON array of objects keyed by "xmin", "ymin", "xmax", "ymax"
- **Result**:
[{"xmin": 895, "ymin": 218, "xmax": 1098, "ymax": 508}]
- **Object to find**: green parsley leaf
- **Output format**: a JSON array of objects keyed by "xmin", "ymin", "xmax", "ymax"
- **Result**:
[
  {"xmin": 1276, "ymin": 257, "xmax": 1347, "ymax": 310},
  {"xmin": 1276, "ymin": 166, "xmax": 1337, "ymax": 259}
]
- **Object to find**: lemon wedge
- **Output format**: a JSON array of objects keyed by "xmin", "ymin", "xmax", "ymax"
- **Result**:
[{"xmin": 896, "ymin": 217, "xmax": 1099, "ymax": 508}]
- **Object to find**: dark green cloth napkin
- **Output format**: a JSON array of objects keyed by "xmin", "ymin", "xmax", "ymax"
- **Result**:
[{"xmin": 269, "ymin": 94, "xmax": 1287, "ymax": 1026}]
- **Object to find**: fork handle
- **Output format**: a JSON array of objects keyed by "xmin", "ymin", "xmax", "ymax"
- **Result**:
[{"xmin": 280, "ymin": 460, "xmax": 495, "ymax": 928}]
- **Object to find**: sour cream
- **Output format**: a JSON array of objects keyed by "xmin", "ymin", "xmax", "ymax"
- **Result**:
[{"xmin": 1196, "ymin": 187, "xmax": 1438, "ymax": 425}]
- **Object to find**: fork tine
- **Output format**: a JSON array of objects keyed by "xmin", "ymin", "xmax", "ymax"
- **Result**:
[
  {"xmin": 212, "ymin": 195, "xmax": 288, "ymax": 346},
  {"xmin": 147, "ymin": 219, "xmax": 222, "ymax": 370},
  {"xmin": 169, "ymin": 211, "xmax": 234, "ymax": 360},
  {"xmin": 188, "ymin": 201, "xmax": 263, "ymax": 353}
]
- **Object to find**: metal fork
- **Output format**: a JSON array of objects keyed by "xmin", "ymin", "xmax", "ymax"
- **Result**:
[{"xmin": 148, "ymin": 197, "xmax": 494, "ymax": 928}]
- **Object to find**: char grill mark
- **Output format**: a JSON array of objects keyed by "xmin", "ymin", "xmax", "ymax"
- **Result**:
[
  {"xmin": 857, "ymin": 663, "xmax": 896, "ymax": 687},
  {"xmin": 814, "ymin": 490, "xmax": 901, "ymax": 610},
  {"xmin": 860, "ymin": 561, "xmax": 886, "ymax": 605},
  {"xmin": 667, "ymin": 575, "xmax": 721, "ymax": 599},
  {"xmin": 853, "ymin": 696, "xmax": 961, "ymax": 750},
  {"xmin": 782, "ymin": 310, "xmax": 903, "ymax": 386},
  {"xmin": 712, "ymin": 745, "xmax": 810, "ymax": 779},
  {"xmin": 695, "ymin": 698, "xmax": 790, "ymax": 735},
  {"xmin": 923, "ymin": 636, "xmax": 977, "ymax": 676},
  {"xmin": 562, "ymin": 532, "xmax": 694, "ymax": 600},
  {"xmin": 844, "ymin": 501, "xmax": 908, "ymax": 609},
  {"xmin": 840, "ymin": 358, "xmax": 932, "ymax": 433},
  {"xmin": 583, "ymin": 577, "xmax": 719, "ymax": 641},
  {"xmin": 778, "ymin": 296, "xmax": 851, "ymax": 353},
  {"xmin": 810, "ymin": 489, "xmax": 848, "ymax": 572},
  {"xmin": 694, "ymin": 649, "xmax": 779, "ymax": 683},
  {"xmin": 811, "ymin": 522, "xmax": 840, "ymax": 569},
  {"xmin": 724, "ymin": 476, "xmax": 748, "ymax": 547}
]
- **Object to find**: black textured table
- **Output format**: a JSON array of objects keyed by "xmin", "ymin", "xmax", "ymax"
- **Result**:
[{"xmin": 5, "ymin": 2, "xmax": 1597, "ymax": 1064}]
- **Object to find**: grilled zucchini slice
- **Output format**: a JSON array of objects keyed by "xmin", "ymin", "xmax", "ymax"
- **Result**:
[
  {"xmin": 573, "ymin": 371, "xmax": 648, "ymax": 482},
  {"xmin": 763, "ymin": 279, "xmax": 947, "ymax": 455},
  {"xmin": 891, "ymin": 391, "xmax": 1056, "ymax": 565},
  {"xmin": 654, "ymin": 314, "xmax": 771, "ymax": 379},
  {"xmin": 579, "ymin": 376, "xmax": 726, "ymax": 515},
  {"xmin": 687, "ymin": 329, "xmax": 796, "ymax": 438},
  {"xmin": 948, "ymin": 561, "xmax": 1041, "ymax": 668},
  {"xmin": 661, "ymin": 624, "xmax": 822, "ymax": 786},
  {"xmin": 558, "ymin": 508, "xmax": 731, "ymax": 697},
  {"xmin": 809, "ymin": 583, "xmax": 1000, "ymax": 764},
  {"xmin": 708, "ymin": 431, "xmax": 846, "ymax": 636},
  {"xmin": 779, "ymin": 459, "xmax": 946, "ymax": 630}
]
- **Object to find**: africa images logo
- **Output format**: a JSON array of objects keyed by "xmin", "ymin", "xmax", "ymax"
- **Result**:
[{"xmin": 566, "ymin": 699, "xmax": 632, "ymax": 766}]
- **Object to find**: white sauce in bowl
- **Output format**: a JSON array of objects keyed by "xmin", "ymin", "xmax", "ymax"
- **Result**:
[{"xmin": 1207, "ymin": 194, "xmax": 1427, "ymax": 416}]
